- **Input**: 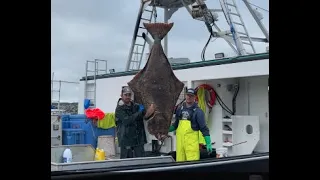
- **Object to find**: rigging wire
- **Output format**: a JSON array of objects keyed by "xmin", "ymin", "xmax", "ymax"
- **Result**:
[{"xmin": 243, "ymin": 0, "xmax": 269, "ymax": 13}]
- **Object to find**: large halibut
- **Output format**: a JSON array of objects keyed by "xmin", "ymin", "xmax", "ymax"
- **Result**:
[{"xmin": 128, "ymin": 22, "xmax": 184, "ymax": 140}]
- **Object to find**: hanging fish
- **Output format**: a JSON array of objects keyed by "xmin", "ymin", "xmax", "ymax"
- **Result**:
[{"xmin": 128, "ymin": 22, "xmax": 184, "ymax": 141}]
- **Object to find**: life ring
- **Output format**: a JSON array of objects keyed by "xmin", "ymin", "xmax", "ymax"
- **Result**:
[{"xmin": 195, "ymin": 84, "xmax": 216, "ymax": 112}]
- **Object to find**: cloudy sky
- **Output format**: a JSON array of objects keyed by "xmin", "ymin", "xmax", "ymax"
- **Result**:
[{"xmin": 51, "ymin": 0, "xmax": 269, "ymax": 102}]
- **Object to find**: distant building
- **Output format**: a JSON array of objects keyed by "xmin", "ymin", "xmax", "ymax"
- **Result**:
[{"xmin": 51, "ymin": 109, "xmax": 66, "ymax": 115}]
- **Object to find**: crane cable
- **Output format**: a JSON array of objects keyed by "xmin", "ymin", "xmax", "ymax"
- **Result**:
[{"xmin": 201, "ymin": 8, "xmax": 217, "ymax": 61}]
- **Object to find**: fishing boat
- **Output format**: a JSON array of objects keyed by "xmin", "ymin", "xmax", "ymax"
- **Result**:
[{"xmin": 51, "ymin": 0, "xmax": 269, "ymax": 174}]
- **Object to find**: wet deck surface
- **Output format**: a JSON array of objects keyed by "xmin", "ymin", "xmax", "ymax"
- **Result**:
[
  {"xmin": 109, "ymin": 152, "xmax": 168, "ymax": 160},
  {"xmin": 110, "ymin": 153, "xmax": 120, "ymax": 159}
]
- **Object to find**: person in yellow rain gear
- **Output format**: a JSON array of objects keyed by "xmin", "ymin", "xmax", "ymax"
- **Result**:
[{"xmin": 168, "ymin": 88, "xmax": 212, "ymax": 162}]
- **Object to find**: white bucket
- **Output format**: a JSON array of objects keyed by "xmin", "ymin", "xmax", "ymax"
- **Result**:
[
  {"xmin": 97, "ymin": 135, "xmax": 116, "ymax": 158},
  {"xmin": 216, "ymin": 147, "xmax": 228, "ymax": 158}
]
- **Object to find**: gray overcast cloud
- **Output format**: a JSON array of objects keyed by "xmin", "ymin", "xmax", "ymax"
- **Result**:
[{"xmin": 51, "ymin": 0, "xmax": 269, "ymax": 102}]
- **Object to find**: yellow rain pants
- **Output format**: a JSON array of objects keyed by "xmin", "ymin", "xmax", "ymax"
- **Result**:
[
  {"xmin": 197, "ymin": 87, "xmax": 207, "ymax": 145},
  {"xmin": 176, "ymin": 120, "xmax": 200, "ymax": 162}
]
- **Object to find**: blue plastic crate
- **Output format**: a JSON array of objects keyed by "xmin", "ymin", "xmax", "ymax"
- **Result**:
[
  {"xmin": 62, "ymin": 121, "xmax": 71, "ymax": 129},
  {"xmin": 92, "ymin": 127, "xmax": 115, "ymax": 148},
  {"xmin": 61, "ymin": 115, "xmax": 69, "ymax": 121},
  {"xmin": 62, "ymin": 119, "xmax": 88, "ymax": 129},
  {"xmin": 69, "ymin": 114, "xmax": 87, "ymax": 120},
  {"xmin": 84, "ymin": 121, "xmax": 98, "ymax": 148},
  {"xmin": 62, "ymin": 118, "xmax": 116, "ymax": 148},
  {"xmin": 81, "ymin": 121, "xmax": 116, "ymax": 148},
  {"xmin": 69, "ymin": 120, "xmax": 86, "ymax": 129},
  {"xmin": 96, "ymin": 127, "xmax": 116, "ymax": 137},
  {"xmin": 61, "ymin": 115, "xmax": 70, "ymax": 129},
  {"xmin": 62, "ymin": 120, "xmax": 97, "ymax": 148},
  {"xmin": 62, "ymin": 129, "xmax": 85, "ymax": 145}
]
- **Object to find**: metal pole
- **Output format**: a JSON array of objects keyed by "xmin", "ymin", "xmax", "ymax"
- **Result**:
[
  {"xmin": 58, "ymin": 80, "xmax": 61, "ymax": 111},
  {"xmin": 51, "ymin": 72, "xmax": 54, "ymax": 105},
  {"xmin": 242, "ymin": 0, "xmax": 269, "ymax": 42},
  {"xmin": 247, "ymin": 81, "xmax": 250, "ymax": 115},
  {"xmin": 212, "ymin": 25, "xmax": 238, "ymax": 55},
  {"xmin": 163, "ymin": 8, "xmax": 169, "ymax": 57},
  {"xmin": 105, "ymin": 60, "xmax": 108, "ymax": 74},
  {"xmin": 94, "ymin": 59, "xmax": 108, "ymax": 74},
  {"xmin": 94, "ymin": 60, "xmax": 97, "ymax": 107},
  {"xmin": 95, "ymin": 59, "xmax": 99, "ymax": 76},
  {"xmin": 85, "ymin": 61, "xmax": 88, "ymax": 100},
  {"xmin": 180, "ymin": 0, "xmax": 193, "ymax": 15},
  {"xmin": 52, "ymin": 80, "xmax": 79, "ymax": 84}
]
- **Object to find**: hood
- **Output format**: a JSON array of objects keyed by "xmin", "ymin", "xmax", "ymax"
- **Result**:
[{"xmin": 117, "ymin": 98, "xmax": 133, "ymax": 106}]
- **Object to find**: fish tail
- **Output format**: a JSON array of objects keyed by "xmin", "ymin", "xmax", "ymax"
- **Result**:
[{"xmin": 143, "ymin": 23, "xmax": 173, "ymax": 42}]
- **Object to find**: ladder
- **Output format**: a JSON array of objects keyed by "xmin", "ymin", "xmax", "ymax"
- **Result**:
[
  {"xmin": 84, "ymin": 59, "xmax": 108, "ymax": 108},
  {"xmin": 125, "ymin": 1, "xmax": 155, "ymax": 71},
  {"xmin": 220, "ymin": 0, "xmax": 256, "ymax": 55}
]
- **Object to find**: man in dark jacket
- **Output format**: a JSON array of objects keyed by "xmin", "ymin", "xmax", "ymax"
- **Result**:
[{"xmin": 115, "ymin": 86, "xmax": 155, "ymax": 159}]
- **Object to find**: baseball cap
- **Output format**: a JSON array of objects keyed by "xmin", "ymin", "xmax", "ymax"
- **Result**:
[
  {"xmin": 122, "ymin": 86, "xmax": 132, "ymax": 95},
  {"xmin": 186, "ymin": 88, "xmax": 196, "ymax": 96}
]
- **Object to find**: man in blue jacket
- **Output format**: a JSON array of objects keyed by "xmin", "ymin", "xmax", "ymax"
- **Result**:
[{"xmin": 169, "ymin": 88, "xmax": 212, "ymax": 162}]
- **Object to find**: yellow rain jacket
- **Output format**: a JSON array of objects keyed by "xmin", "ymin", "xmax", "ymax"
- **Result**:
[
  {"xmin": 97, "ymin": 113, "xmax": 116, "ymax": 129},
  {"xmin": 196, "ymin": 87, "xmax": 208, "ymax": 145}
]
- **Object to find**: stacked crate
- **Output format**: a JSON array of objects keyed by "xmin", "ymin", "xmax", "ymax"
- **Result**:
[{"xmin": 61, "ymin": 114, "xmax": 115, "ymax": 148}]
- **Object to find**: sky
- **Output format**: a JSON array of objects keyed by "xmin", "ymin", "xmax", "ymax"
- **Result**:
[{"xmin": 51, "ymin": 0, "xmax": 269, "ymax": 102}]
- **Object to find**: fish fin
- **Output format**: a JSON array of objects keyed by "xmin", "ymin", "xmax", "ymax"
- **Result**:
[{"xmin": 143, "ymin": 23, "xmax": 173, "ymax": 41}]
